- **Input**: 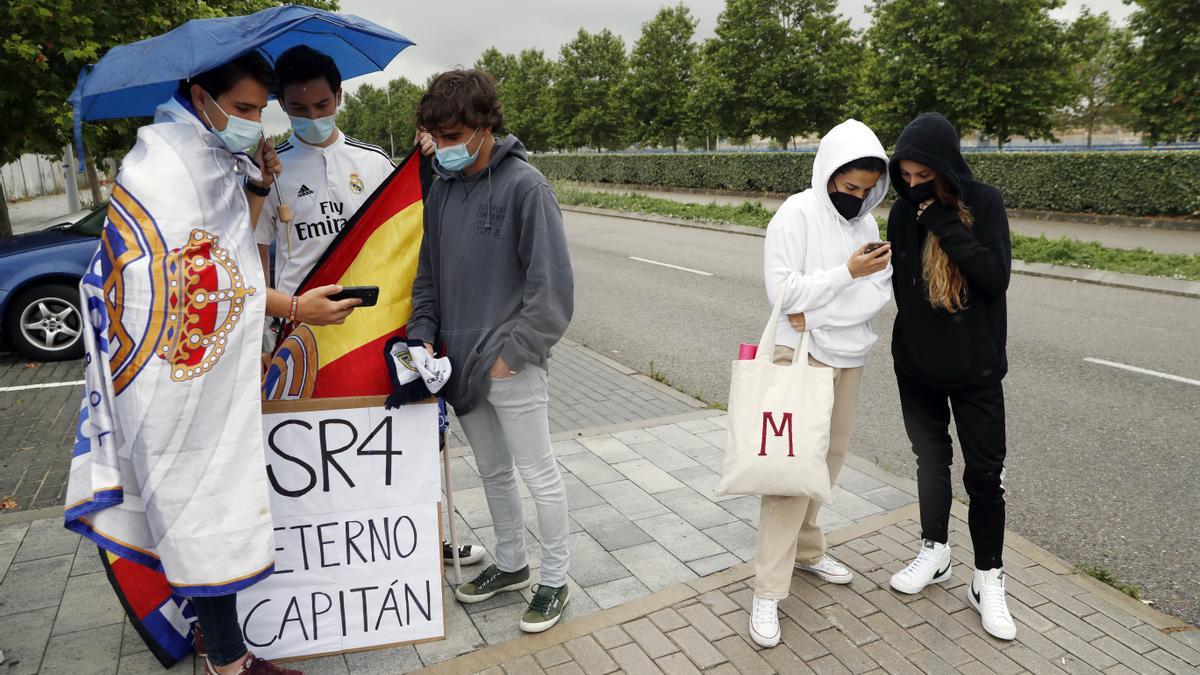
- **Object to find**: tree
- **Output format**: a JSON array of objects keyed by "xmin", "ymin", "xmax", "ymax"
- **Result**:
[
  {"xmin": 862, "ymin": 0, "xmax": 1072, "ymax": 149},
  {"xmin": 1112, "ymin": 0, "xmax": 1200, "ymax": 144},
  {"xmin": 474, "ymin": 48, "xmax": 558, "ymax": 152},
  {"xmin": 339, "ymin": 77, "xmax": 423, "ymax": 157},
  {"xmin": 625, "ymin": 4, "xmax": 697, "ymax": 150},
  {"xmin": 682, "ymin": 40, "xmax": 724, "ymax": 150},
  {"xmin": 706, "ymin": 0, "xmax": 862, "ymax": 148},
  {"xmin": 0, "ymin": 0, "xmax": 337, "ymax": 238},
  {"xmin": 553, "ymin": 29, "xmax": 630, "ymax": 151},
  {"xmin": 1060, "ymin": 10, "xmax": 1127, "ymax": 148},
  {"xmin": 475, "ymin": 47, "xmax": 516, "ymax": 85}
]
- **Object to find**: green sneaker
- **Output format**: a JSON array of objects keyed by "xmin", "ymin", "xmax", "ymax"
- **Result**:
[
  {"xmin": 454, "ymin": 564, "xmax": 531, "ymax": 604},
  {"xmin": 520, "ymin": 583, "xmax": 571, "ymax": 633}
]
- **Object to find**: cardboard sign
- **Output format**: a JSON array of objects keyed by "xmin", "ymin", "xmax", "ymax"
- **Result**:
[{"xmin": 237, "ymin": 398, "xmax": 445, "ymax": 660}]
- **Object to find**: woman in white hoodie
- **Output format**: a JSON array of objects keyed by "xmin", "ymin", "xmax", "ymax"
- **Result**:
[{"xmin": 750, "ymin": 119, "xmax": 893, "ymax": 649}]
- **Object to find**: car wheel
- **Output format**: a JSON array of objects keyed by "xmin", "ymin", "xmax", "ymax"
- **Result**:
[{"xmin": 5, "ymin": 284, "xmax": 84, "ymax": 361}]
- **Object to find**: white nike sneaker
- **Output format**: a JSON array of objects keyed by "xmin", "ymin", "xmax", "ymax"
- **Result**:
[
  {"xmin": 969, "ymin": 568, "xmax": 1017, "ymax": 640},
  {"xmin": 795, "ymin": 555, "xmax": 854, "ymax": 584},
  {"xmin": 748, "ymin": 595, "xmax": 781, "ymax": 648},
  {"xmin": 890, "ymin": 539, "xmax": 953, "ymax": 594}
]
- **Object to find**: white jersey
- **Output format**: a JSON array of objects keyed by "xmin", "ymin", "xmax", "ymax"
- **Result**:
[{"xmin": 255, "ymin": 131, "xmax": 395, "ymax": 295}]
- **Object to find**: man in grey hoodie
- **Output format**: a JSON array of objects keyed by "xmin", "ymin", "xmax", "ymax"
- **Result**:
[{"xmin": 408, "ymin": 69, "xmax": 574, "ymax": 633}]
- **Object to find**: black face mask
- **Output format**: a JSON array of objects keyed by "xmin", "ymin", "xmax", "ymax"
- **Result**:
[
  {"xmin": 906, "ymin": 180, "xmax": 937, "ymax": 205},
  {"xmin": 829, "ymin": 191, "xmax": 864, "ymax": 220}
]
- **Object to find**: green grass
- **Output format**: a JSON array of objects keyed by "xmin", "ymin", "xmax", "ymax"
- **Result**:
[
  {"xmin": 1079, "ymin": 564, "xmax": 1142, "ymax": 600},
  {"xmin": 647, "ymin": 360, "xmax": 671, "ymax": 385},
  {"xmin": 556, "ymin": 186, "xmax": 1200, "ymax": 281},
  {"xmin": 556, "ymin": 185, "xmax": 775, "ymax": 229}
]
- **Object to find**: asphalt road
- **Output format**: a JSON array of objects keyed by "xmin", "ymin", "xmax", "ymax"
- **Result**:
[{"xmin": 561, "ymin": 208, "xmax": 1200, "ymax": 625}]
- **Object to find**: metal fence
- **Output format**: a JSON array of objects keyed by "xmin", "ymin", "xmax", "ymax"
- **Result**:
[{"xmin": 1, "ymin": 154, "xmax": 67, "ymax": 200}]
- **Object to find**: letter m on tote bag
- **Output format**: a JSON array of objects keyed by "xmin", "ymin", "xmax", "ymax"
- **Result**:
[{"xmin": 759, "ymin": 412, "xmax": 795, "ymax": 457}]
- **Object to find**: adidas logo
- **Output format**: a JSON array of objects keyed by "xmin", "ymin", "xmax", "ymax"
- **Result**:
[{"xmin": 297, "ymin": 184, "xmax": 315, "ymax": 198}]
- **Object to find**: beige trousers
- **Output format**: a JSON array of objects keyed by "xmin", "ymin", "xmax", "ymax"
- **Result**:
[{"xmin": 752, "ymin": 345, "xmax": 863, "ymax": 599}]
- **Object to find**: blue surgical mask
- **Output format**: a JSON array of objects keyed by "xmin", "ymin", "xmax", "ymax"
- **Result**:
[
  {"xmin": 435, "ymin": 127, "xmax": 481, "ymax": 173},
  {"xmin": 290, "ymin": 113, "xmax": 337, "ymax": 145},
  {"xmin": 201, "ymin": 93, "xmax": 263, "ymax": 155}
]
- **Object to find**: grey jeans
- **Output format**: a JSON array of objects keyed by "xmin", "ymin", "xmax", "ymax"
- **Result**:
[{"xmin": 457, "ymin": 364, "xmax": 570, "ymax": 587}]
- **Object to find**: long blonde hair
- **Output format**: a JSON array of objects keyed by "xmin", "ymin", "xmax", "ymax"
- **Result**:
[{"xmin": 922, "ymin": 179, "xmax": 973, "ymax": 313}]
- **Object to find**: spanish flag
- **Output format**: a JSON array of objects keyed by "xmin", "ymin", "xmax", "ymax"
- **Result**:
[{"xmin": 264, "ymin": 147, "xmax": 426, "ymax": 400}]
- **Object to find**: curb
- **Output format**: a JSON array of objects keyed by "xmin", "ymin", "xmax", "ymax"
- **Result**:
[{"xmin": 562, "ymin": 205, "xmax": 1200, "ymax": 300}]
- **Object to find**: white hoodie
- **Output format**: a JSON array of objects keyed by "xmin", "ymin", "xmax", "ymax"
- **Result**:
[{"xmin": 763, "ymin": 119, "xmax": 892, "ymax": 368}]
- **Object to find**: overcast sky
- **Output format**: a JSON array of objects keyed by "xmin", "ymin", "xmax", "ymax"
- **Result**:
[{"xmin": 266, "ymin": 0, "xmax": 1136, "ymax": 133}]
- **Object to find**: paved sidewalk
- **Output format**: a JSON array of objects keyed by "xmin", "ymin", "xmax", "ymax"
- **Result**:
[
  {"xmin": 0, "ymin": 338, "xmax": 701, "ymax": 513},
  {"xmin": 4, "ymin": 404, "xmax": 1198, "ymax": 673},
  {"xmin": 431, "ymin": 503, "xmax": 1200, "ymax": 675}
]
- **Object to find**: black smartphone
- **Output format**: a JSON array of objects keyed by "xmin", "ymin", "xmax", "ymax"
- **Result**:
[
  {"xmin": 864, "ymin": 242, "xmax": 888, "ymax": 254},
  {"xmin": 329, "ymin": 285, "xmax": 379, "ymax": 307}
]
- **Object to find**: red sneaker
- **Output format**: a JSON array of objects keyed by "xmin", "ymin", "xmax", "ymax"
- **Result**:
[
  {"xmin": 203, "ymin": 654, "xmax": 303, "ymax": 675},
  {"xmin": 192, "ymin": 623, "xmax": 207, "ymax": 659}
]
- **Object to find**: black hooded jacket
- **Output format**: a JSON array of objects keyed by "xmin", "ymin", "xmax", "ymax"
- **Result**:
[{"xmin": 887, "ymin": 113, "xmax": 1012, "ymax": 389}]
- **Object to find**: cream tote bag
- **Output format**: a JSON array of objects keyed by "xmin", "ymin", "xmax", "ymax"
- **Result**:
[{"xmin": 717, "ymin": 281, "xmax": 836, "ymax": 500}]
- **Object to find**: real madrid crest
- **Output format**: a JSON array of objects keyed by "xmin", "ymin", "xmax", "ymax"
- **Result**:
[{"xmin": 349, "ymin": 172, "xmax": 364, "ymax": 194}]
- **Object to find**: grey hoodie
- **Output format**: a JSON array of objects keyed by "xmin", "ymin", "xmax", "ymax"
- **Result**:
[{"xmin": 407, "ymin": 135, "xmax": 574, "ymax": 415}]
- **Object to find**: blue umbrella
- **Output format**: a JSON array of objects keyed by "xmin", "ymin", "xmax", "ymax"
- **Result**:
[{"xmin": 69, "ymin": 4, "xmax": 414, "ymax": 158}]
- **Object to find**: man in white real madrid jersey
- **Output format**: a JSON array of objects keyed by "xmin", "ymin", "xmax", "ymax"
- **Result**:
[
  {"xmin": 256, "ymin": 46, "xmax": 397, "ymax": 302},
  {"xmin": 257, "ymin": 46, "xmax": 485, "ymax": 567}
]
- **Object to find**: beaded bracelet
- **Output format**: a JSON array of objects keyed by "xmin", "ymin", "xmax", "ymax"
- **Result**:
[{"xmin": 288, "ymin": 296, "xmax": 299, "ymax": 323}]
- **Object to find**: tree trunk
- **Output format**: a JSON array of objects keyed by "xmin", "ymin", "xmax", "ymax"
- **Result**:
[
  {"xmin": 1086, "ymin": 125, "xmax": 1094, "ymax": 149},
  {"xmin": 0, "ymin": 180, "xmax": 12, "ymax": 239},
  {"xmin": 83, "ymin": 142, "xmax": 102, "ymax": 205}
]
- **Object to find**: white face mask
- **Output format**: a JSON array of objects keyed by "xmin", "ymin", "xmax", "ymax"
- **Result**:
[
  {"xmin": 201, "ymin": 93, "xmax": 263, "ymax": 155},
  {"xmin": 290, "ymin": 112, "xmax": 337, "ymax": 145}
]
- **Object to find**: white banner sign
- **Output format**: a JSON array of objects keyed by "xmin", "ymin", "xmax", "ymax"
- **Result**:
[{"xmin": 238, "ymin": 399, "xmax": 445, "ymax": 660}]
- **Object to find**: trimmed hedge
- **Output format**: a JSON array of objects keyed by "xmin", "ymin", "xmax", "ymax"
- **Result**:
[{"xmin": 532, "ymin": 151, "xmax": 1200, "ymax": 218}]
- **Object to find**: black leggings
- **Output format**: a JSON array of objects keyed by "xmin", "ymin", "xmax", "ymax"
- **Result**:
[
  {"xmin": 191, "ymin": 593, "xmax": 247, "ymax": 667},
  {"xmin": 898, "ymin": 375, "xmax": 1007, "ymax": 570}
]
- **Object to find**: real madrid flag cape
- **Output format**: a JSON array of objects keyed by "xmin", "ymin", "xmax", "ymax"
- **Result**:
[{"xmin": 64, "ymin": 96, "xmax": 275, "ymax": 604}]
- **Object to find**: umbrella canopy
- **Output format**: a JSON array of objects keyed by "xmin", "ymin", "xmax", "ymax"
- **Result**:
[{"xmin": 69, "ymin": 5, "xmax": 413, "ymax": 155}]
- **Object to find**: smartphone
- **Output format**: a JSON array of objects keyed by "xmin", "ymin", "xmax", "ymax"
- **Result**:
[
  {"xmin": 329, "ymin": 285, "xmax": 379, "ymax": 307},
  {"xmin": 864, "ymin": 242, "xmax": 888, "ymax": 254}
]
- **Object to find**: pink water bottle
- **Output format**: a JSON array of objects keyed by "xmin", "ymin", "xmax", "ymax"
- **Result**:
[{"xmin": 738, "ymin": 343, "xmax": 758, "ymax": 360}]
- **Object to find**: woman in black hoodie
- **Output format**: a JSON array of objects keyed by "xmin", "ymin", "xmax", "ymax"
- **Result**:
[{"xmin": 884, "ymin": 113, "xmax": 1017, "ymax": 642}]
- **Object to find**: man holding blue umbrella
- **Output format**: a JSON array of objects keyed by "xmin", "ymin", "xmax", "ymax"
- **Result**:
[{"xmin": 65, "ymin": 51, "xmax": 305, "ymax": 675}]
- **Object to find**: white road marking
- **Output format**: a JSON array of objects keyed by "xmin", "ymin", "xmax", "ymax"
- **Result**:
[
  {"xmin": 628, "ymin": 256, "xmax": 713, "ymax": 277},
  {"xmin": 1083, "ymin": 358, "xmax": 1200, "ymax": 387},
  {"xmin": 0, "ymin": 380, "xmax": 85, "ymax": 393}
]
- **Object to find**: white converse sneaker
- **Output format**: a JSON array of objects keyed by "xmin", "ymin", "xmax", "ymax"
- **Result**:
[
  {"xmin": 890, "ymin": 539, "xmax": 953, "ymax": 594},
  {"xmin": 748, "ymin": 595, "xmax": 781, "ymax": 648},
  {"xmin": 969, "ymin": 568, "xmax": 1017, "ymax": 640},
  {"xmin": 795, "ymin": 555, "xmax": 853, "ymax": 584}
]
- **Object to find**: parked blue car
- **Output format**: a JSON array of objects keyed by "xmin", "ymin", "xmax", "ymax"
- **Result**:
[{"xmin": 0, "ymin": 204, "xmax": 106, "ymax": 361}]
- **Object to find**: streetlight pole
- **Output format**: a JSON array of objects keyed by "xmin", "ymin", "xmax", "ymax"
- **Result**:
[{"xmin": 385, "ymin": 84, "xmax": 396, "ymax": 159}]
